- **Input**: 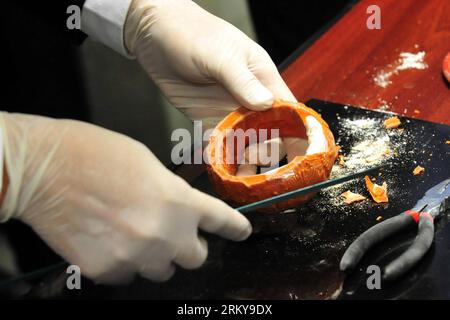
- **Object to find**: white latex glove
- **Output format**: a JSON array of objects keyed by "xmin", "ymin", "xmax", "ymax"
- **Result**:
[
  {"xmin": 0, "ymin": 113, "xmax": 251, "ymax": 284},
  {"xmin": 124, "ymin": 0, "xmax": 296, "ymax": 127}
]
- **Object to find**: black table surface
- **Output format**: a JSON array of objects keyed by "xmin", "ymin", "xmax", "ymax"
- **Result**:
[{"xmin": 8, "ymin": 100, "xmax": 450, "ymax": 299}]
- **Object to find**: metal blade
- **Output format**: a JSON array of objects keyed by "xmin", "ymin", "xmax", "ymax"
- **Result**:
[{"xmin": 236, "ymin": 164, "xmax": 386, "ymax": 213}]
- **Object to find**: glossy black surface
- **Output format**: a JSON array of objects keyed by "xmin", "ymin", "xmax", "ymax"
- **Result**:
[{"xmin": 16, "ymin": 100, "xmax": 450, "ymax": 299}]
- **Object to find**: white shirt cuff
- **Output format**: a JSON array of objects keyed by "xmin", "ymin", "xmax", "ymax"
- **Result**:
[{"xmin": 81, "ymin": 0, "xmax": 134, "ymax": 58}]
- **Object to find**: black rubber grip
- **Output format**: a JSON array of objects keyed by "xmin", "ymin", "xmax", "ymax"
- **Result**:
[
  {"xmin": 383, "ymin": 214, "xmax": 434, "ymax": 281},
  {"xmin": 340, "ymin": 213, "xmax": 416, "ymax": 272}
]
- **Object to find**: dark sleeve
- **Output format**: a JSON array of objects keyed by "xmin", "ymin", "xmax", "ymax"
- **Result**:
[{"xmin": 15, "ymin": 0, "xmax": 88, "ymax": 45}]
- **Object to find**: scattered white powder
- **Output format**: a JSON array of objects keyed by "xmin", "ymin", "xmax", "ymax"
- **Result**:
[
  {"xmin": 373, "ymin": 51, "xmax": 428, "ymax": 88},
  {"xmin": 374, "ymin": 69, "xmax": 394, "ymax": 88},
  {"xmin": 375, "ymin": 99, "xmax": 391, "ymax": 111},
  {"xmin": 342, "ymin": 118, "xmax": 379, "ymax": 130},
  {"xmin": 312, "ymin": 179, "xmax": 370, "ymax": 211},
  {"xmin": 309, "ymin": 116, "xmax": 409, "ymax": 212},
  {"xmin": 376, "ymin": 104, "xmax": 390, "ymax": 111},
  {"xmin": 344, "ymin": 136, "xmax": 391, "ymax": 169},
  {"xmin": 397, "ymin": 51, "xmax": 428, "ymax": 71},
  {"xmin": 333, "ymin": 117, "xmax": 393, "ymax": 173}
]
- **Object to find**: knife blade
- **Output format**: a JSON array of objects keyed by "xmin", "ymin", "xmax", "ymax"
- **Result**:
[{"xmin": 236, "ymin": 164, "xmax": 386, "ymax": 213}]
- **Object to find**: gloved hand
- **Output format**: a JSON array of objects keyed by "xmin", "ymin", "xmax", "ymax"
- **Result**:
[
  {"xmin": 0, "ymin": 113, "xmax": 251, "ymax": 284},
  {"xmin": 124, "ymin": 0, "xmax": 296, "ymax": 127}
]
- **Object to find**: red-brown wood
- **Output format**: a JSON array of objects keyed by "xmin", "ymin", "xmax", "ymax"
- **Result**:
[{"xmin": 282, "ymin": 0, "xmax": 450, "ymax": 125}]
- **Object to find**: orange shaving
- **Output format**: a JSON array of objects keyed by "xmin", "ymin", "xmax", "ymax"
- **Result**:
[
  {"xmin": 384, "ymin": 116, "xmax": 401, "ymax": 129},
  {"xmin": 338, "ymin": 155, "xmax": 346, "ymax": 167},
  {"xmin": 341, "ymin": 191, "xmax": 366, "ymax": 204},
  {"xmin": 365, "ymin": 175, "xmax": 389, "ymax": 203},
  {"xmin": 413, "ymin": 165, "xmax": 425, "ymax": 176}
]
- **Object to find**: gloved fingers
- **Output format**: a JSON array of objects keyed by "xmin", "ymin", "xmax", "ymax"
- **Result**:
[
  {"xmin": 93, "ymin": 263, "xmax": 137, "ymax": 285},
  {"xmin": 173, "ymin": 236, "xmax": 208, "ymax": 269},
  {"xmin": 214, "ymin": 61, "xmax": 274, "ymax": 111},
  {"xmin": 250, "ymin": 49, "xmax": 297, "ymax": 102},
  {"xmin": 181, "ymin": 108, "xmax": 234, "ymax": 130},
  {"xmin": 156, "ymin": 79, "xmax": 238, "ymax": 126},
  {"xmin": 263, "ymin": 73, "xmax": 297, "ymax": 102},
  {"xmin": 191, "ymin": 189, "xmax": 252, "ymax": 241},
  {"xmin": 72, "ymin": 252, "xmax": 137, "ymax": 285},
  {"xmin": 139, "ymin": 262, "xmax": 177, "ymax": 283},
  {"xmin": 169, "ymin": 86, "xmax": 236, "ymax": 122}
]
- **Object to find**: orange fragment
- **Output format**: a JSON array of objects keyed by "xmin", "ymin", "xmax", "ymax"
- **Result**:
[
  {"xmin": 384, "ymin": 116, "xmax": 401, "ymax": 129},
  {"xmin": 365, "ymin": 175, "xmax": 389, "ymax": 203},
  {"xmin": 341, "ymin": 191, "xmax": 366, "ymax": 204},
  {"xmin": 413, "ymin": 165, "xmax": 425, "ymax": 176},
  {"xmin": 338, "ymin": 155, "xmax": 346, "ymax": 167},
  {"xmin": 443, "ymin": 52, "xmax": 450, "ymax": 82}
]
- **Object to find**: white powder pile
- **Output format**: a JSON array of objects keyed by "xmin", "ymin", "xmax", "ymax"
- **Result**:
[
  {"xmin": 332, "ymin": 117, "xmax": 394, "ymax": 175},
  {"xmin": 309, "ymin": 116, "xmax": 408, "ymax": 212},
  {"xmin": 373, "ymin": 51, "xmax": 428, "ymax": 88},
  {"xmin": 397, "ymin": 51, "xmax": 428, "ymax": 71},
  {"xmin": 344, "ymin": 136, "xmax": 391, "ymax": 169}
]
